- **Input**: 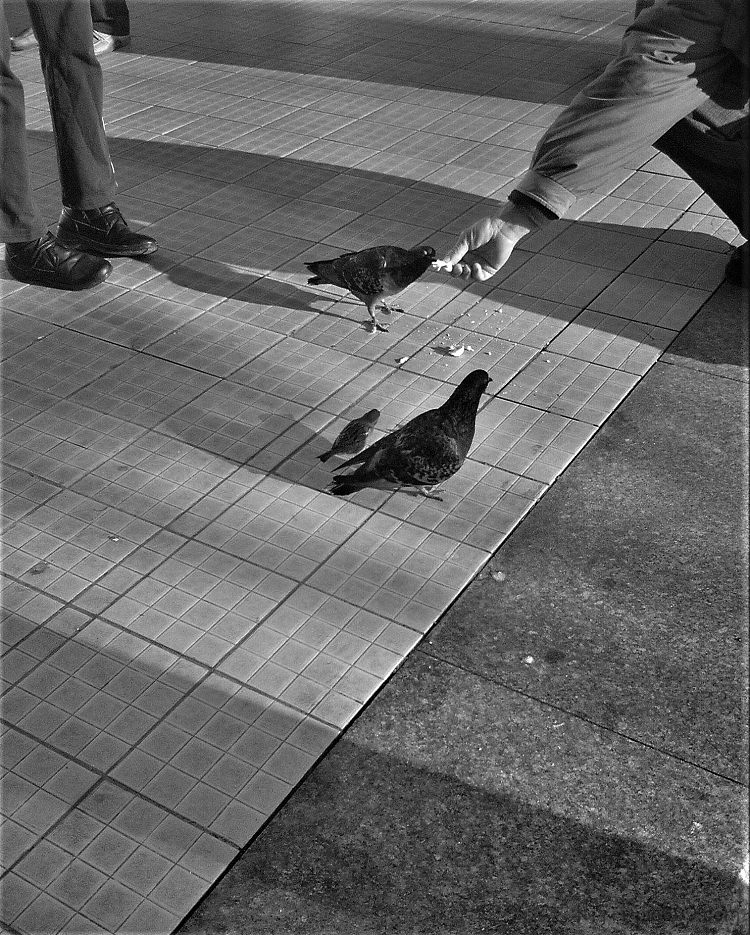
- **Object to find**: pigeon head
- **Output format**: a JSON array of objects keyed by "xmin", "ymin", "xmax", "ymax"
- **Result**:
[
  {"xmin": 456, "ymin": 369, "xmax": 492, "ymax": 396},
  {"xmin": 362, "ymin": 409, "xmax": 381, "ymax": 424},
  {"xmin": 442, "ymin": 369, "xmax": 491, "ymax": 414}
]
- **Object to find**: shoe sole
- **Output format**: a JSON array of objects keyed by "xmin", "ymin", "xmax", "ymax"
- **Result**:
[
  {"xmin": 93, "ymin": 37, "xmax": 131, "ymax": 55},
  {"xmin": 56, "ymin": 231, "xmax": 158, "ymax": 258},
  {"xmin": 6, "ymin": 260, "xmax": 111, "ymax": 291},
  {"xmin": 14, "ymin": 36, "xmax": 130, "ymax": 54}
]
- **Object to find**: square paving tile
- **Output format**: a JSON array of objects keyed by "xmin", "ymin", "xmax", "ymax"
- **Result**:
[
  {"xmin": 146, "ymin": 314, "xmax": 284, "ymax": 376},
  {"xmin": 470, "ymin": 397, "xmax": 598, "ymax": 482},
  {"xmin": 497, "ymin": 353, "xmax": 639, "ymax": 425},
  {"xmin": 0, "ymin": 313, "xmax": 55, "ymax": 361},
  {"xmin": 69, "ymin": 357, "xmax": 218, "ymax": 429},
  {"xmin": 587, "ymin": 273, "xmax": 712, "ymax": 329},
  {"xmin": 546, "ymin": 309, "xmax": 676, "ymax": 374},
  {"xmin": 495, "ymin": 253, "xmax": 620, "ymax": 306},
  {"xmin": 3, "ymin": 328, "xmax": 131, "ymax": 396},
  {"xmin": 623, "ymin": 240, "xmax": 729, "ymax": 289},
  {"xmin": 227, "ymin": 336, "xmax": 372, "ymax": 409},
  {"xmin": 191, "ymin": 475, "xmax": 371, "ymax": 583},
  {"xmin": 2, "ymin": 401, "xmax": 143, "ymax": 488},
  {"xmin": 1, "ymin": 282, "xmax": 128, "ymax": 326},
  {"xmin": 436, "ymin": 287, "xmax": 582, "ymax": 346}
]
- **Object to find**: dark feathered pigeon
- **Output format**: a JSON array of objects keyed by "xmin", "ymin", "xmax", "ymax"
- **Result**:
[
  {"xmin": 318, "ymin": 409, "xmax": 380, "ymax": 463},
  {"xmin": 328, "ymin": 370, "xmax": 491, "ymax": 499},
  {"xmin": 306, "ymin": 244, "xmax": 436, "ymax": 331}
]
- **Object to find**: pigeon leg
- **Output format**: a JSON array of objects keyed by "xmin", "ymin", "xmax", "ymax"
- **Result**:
[
  {"xmin": 366, "ymin": 301, "xmax": 389, "ymax": 332},
  {"xmin": 419, "ymin": 485, "xmax": 444, "ymax": 501}
]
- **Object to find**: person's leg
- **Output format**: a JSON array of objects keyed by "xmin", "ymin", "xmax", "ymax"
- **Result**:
[
  {"xmin": 88, "ymin": 0, "xmax": 129, "ymax": 37},
  {"xmin": 2, "ymin": 2, "xmax": 111, "ymax": 289},
  {"xmin": 656, "ymin": 108, "xmax": 749, "ymax": 238},
  {"xmin": 3, "ymin": 0, "xmax": 151, "ymax": 285},
  {"xmin": 657, "ymin": 93, "xmax": 749, "ymax": 288},
  {"xmin": 0, "ymin": 2, "xmax": 45, "ymax": 242},
  {"xmin": 27, "ymin": 1, "xmax": 155, "ymax": 257},
  {"xmin": 26, "ymin": 0, "xmax": 117, "ymax": 210},
  {"xmin": 655, "ymin": 51, "xmax": 748, "ymax": 241}
]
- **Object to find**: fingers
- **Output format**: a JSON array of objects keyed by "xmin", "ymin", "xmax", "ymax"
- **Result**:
[
  {"xmin": 449, "ymin": 262, "xmax": 473, "ymax": 280},
  {"xmin": 439, "ymin": 232, "xmax": 471, "ymax": 268},
  {"xmin": 435, "ymin": 218, "xmax": 501, "ymax": 281},
  {"xmin": 435, "ymin": 259, "xmax": 498, "ymax": 282},
  {"xmin": 471, "ymin": 262, "xmax": 497, "ymax": 281}
]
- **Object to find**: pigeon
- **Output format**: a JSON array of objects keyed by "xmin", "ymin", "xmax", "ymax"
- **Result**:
[
  {"xmin": 318, "ymin": 409, "xmax": 380, "ymax": 463},
  {"xmin": 328, "ymin": 370, "xmax": 491, "ymax": 499},
  {"xmin": 305, "ymin": 244, "xmax": 436, "ymax": 332}
]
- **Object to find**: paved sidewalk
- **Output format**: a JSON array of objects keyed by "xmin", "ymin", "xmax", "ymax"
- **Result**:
[
  {"xmin": 178, "ymin": 284, "xmax": 748, "ymax": 935},
  {"xmin": 1, "ymin": 1, "xmax": 747, "ymax": 934}
]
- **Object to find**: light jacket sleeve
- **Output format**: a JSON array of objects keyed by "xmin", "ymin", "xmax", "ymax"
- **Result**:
[{"xmin": 511, "ymin": 0, "xmax": 746, "ymax": 218}]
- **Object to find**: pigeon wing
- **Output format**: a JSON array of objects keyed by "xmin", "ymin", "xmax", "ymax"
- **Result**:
[
  {"xmin": 332, "ymin": 247, "xmax": 387, "ymax": 297},
  {"xmin": 382, "ymin": 428, "xmax": 463, "ymax": 487},
  {"xmin": 336, "ymin": 409, "xmax": 438, "ymax": 470},
  {"xmin": 350, "ymin": 422, "xmax": 462, "ymax": 488}
]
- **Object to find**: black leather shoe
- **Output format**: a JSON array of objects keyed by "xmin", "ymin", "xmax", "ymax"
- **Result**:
[
  {"xmin": 724, "ymin": 243, "xmax": 748, "ymax": 288},
  {"xmin": 57, "ymin": 203, "xmax": 158, "ymax": 258},
  {"xmin": 5, "ymin": 232, "xmax": 112, "ymax": 290},
  {"xmin": 10, "ymin": 25, "xmax": 38, "ymax": 51}
]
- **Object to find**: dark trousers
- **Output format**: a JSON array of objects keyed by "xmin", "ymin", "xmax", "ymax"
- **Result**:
[
  {"xmin": 656, "ymin": 105, "xmax": 749, "ymax": 238},
  {"xmin": 90, "ymin": 0, "xmax": 129, "ymax": 36},
  {"xmin": 0, "ymin": 0, "xmax": 117, "ymax": 242}
]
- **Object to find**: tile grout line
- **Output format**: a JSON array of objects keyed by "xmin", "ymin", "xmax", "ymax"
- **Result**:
[{"xmin": 0, "ymin": 717, "xmax": 240, "ymax": 872}]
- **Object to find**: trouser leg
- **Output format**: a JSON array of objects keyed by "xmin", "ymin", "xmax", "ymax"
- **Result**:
[
  {"xmin": 26, "ymin": 0, "xmax": 117, "ymax": 210},
  {"xmin": 89, "ymin": 0, "xmax": 129, "ymax": 36},
  {"xmin": 656, "ymin": 106, "xmax": 749, "ymax": 238},
  {"xmin": 0, "ymin": 0, "xmax": 46, "ymax": 241}
]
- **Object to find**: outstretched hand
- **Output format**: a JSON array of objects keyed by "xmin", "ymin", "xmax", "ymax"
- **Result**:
[{"xmin": 433, "ymin": 203, "xmax": 538, "ymax": 282}]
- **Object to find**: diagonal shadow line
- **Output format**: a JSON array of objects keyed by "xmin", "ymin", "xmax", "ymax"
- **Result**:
[
  {"xmin": 110, "ymin": 0, "xmax": 621, "ymax": 103},
  {"xmin": 17, "ymin": 131, "xmax": 737, "ymax": 367},
  {"xmin": 175, "ymin": 654, "xmax": 747, "ymax": 935}
]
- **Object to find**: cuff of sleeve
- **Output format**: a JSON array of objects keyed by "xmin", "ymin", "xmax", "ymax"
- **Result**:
[{"xmin": 511, "ymin": 170, "xmax": 577, "ymax": 219}]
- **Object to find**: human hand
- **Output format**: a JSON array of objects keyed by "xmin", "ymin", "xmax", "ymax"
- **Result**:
[{"xmin": 433, "ymin": 204, "xmax": 536, "ymax": 282}]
